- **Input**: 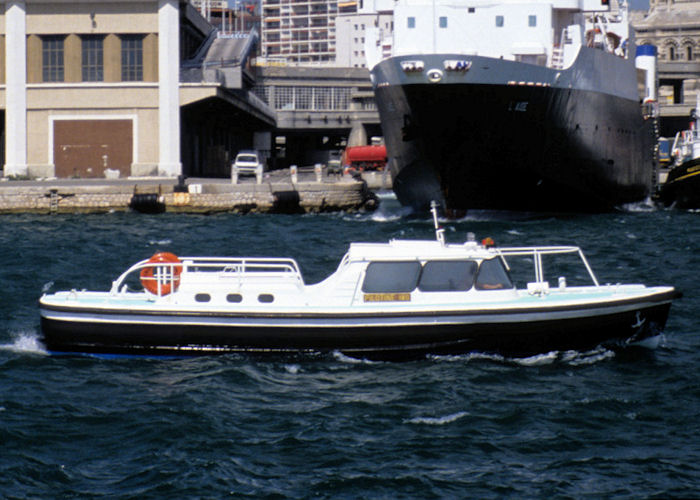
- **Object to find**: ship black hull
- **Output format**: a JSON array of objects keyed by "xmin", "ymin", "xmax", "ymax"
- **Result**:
[{"xmin": 372, "ymin": 54, "xmax": 656, "ymax": 213}]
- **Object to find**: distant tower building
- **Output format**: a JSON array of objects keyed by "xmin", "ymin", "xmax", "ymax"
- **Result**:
[{"xmin": 261, "ymin": 0, "xmax": 358, "ymax": 64}]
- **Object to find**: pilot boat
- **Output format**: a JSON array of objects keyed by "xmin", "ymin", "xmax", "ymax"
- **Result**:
[
  {"xmin": 39, "ymin": 205, "xmax": 678, "ymax": 360},
  {"xmin": 658, "ymin": 95, "xmax": 700, "ymax": 209}
]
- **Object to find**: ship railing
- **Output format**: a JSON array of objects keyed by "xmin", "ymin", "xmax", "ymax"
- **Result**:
[
  {"xmin": 671, "ymin": 130, "xmax": 695, "ymax": 165},
  {"xmin": 110, "ymin": 256, "xmax": 304, "ymax": 295},
  {"xmin": 493, "ymin": 246, "xmax": 600, "ymax": 287}
]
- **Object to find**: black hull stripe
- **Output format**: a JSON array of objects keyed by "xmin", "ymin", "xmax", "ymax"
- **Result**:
[{"xmin": 40, "ymin": 302, "xmax": 673, "ymax": 359}]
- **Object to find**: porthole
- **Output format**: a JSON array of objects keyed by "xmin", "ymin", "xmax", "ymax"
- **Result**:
[
  {"xmin": 195, "ymin": 293, "xmax": 211, "ymax": 303},
  {"xmin": 258, "ymin": 294, "xmax": 274, "ymax": 303},
  {"xmin": 226, "ymin": 293, "xmax": 243, "ymax": 303}
]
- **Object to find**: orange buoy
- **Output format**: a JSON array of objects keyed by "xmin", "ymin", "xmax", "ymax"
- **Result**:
[{"xmin": 140, "ymin": 252, "xmax": 182, "ymax": 295}]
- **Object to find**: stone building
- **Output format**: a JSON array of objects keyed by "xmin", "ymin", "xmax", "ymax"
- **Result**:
[
  {"xmin": 0, "ymin": 0, "xmax": 271, "ymax": 179},
  {"xmin": 633, "ymin": 0, "xmax": 700, "ymax": 133},
  {"xmin": 0, "ymin": 0, "xmax": 195, "ymax": 178},
  {"xmin": 635, "ymin": 0, "xmax": 700, "ymax": 63}
]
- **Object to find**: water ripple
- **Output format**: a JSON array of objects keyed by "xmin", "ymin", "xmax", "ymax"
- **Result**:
[{"xmin": 0, "ymin": 211, "xmax": 698, "ymax": 497}]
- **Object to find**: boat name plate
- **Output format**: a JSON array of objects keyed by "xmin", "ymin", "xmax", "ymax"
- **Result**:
[{"xmin": 363, "ymin": 293, "xmax": 411, "ymax": 302}]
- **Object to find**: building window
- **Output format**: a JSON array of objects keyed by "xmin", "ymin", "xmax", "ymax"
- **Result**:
[
  {"xmin": 121, "ymin": 35, "xmax": 143, "ymax": 81},
  {"xmin": 408, "ymin": 17, "xmax": 416, "ymax": 28},
  {"xmin": 42, "ymin": 35, "xmax": 65, "ymax": 82},
  {"xmin": 687, "ymin": 45, "xmax": 693, "ymax": 61},
  {"xmin": 439, "ymin": 16, "xmax": 447, "ymax": 28},
  {"xmin": 669, "ymin": 46, "xmax": 676, "ymax": 61},
  {"xmin": 275, "ymin": 86, "xmax": 295, "ymax": 109},
  {"xmin": 296, "ymin": 87, "xmax": 312, "ymax": 110},
  {"xmin": 82, "ymin": 36, "xmax": 104, "ymax": 82},
  {"xmin": 468, "ymin": 7, "xmax": 475, "ymax": 13},
  {"xmin": 496, "ymin": 15, "xmax": 504, "ymax": 27},
  {"xmin": 528, "ymin": 15, "xmax": 536, "ymax": 27}
]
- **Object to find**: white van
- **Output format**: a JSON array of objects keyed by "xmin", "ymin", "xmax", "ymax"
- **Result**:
[{"xmin": 233, "ymin": 150, "xmax": 264, "ymax": 176}]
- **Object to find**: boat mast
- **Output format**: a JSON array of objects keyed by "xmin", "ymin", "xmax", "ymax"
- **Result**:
[{"xmin": 430, "ymin": 200, "xmax": 445, "ymax": 246}]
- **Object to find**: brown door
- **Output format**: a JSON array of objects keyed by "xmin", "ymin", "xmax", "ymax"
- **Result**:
[{"xmin": 54, "ymin": 119, "xmax": 132, "ymax": 178}]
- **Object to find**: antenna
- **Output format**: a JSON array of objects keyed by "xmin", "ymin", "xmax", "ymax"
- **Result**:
[{"xmin": 430, "ymin": 201, "xmax": 445, "ymax": 246}]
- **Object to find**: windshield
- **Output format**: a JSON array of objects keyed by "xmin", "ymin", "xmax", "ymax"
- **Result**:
[
  {"xmin": 475, "ymin": 258, "xmax": 513, "ymax": 290},
  {"xmin": 418, "ymin": 260, "xmax": 478, "ymax": 292},
  {"xmin": 237, "ymin": 155, "xmax": 258, "ymax": 163}
]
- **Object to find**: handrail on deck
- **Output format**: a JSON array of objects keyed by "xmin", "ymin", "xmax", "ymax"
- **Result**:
[
  {"xmin": 494, "ymin": 245, "xmax": 600, "ymax": 287},
  {"xmin": 110, "ymin": 256, "xmax": 304, "ymax": 295}
]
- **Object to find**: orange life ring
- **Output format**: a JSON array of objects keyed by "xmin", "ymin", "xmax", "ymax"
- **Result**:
[{"xmin": 140, "ymin": 252, "xmax": 182, "ymax": 295}]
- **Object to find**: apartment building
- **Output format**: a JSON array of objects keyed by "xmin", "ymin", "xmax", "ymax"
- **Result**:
[
  {"xmin": 0, "ymin": 0, "xmax": 210, "ymax": 179},
  {"xmin": 261, "ymin": 0, "xmax": 360, "ymax": 64}
]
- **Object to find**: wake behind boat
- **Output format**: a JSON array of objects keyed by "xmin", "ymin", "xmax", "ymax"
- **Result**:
[
  {"xmin": 368, "ymin": 0, "xmax": 658, "ymax": 213},
  {"xmin": 39, "ymin": 204, "xmax": 678, "ymax": 360}
]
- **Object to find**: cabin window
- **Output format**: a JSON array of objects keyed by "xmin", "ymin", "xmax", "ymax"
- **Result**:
[
  {"xmin": 407, "ymin": 17, "xmax": 416, "ymax": 29},
  {"xmin": 258, "ymin": 294, "xmax": 275, "ymax": 303},
  {"xmin": 468, "ymin": 7, "xmax": 475, "ymax": 13},
  {"xmin": 495, "ymin": 15, "xmax": 504, "ymax": 27},
  {"xmin": 439, "ymin": 16, "xmax": 448, "ymax": 28},
  {"xmin": 475, "ymin": 258, "xmax": 513, "ymax": 290},
  {"xmin": 195, "ymin": 293, "xmax": 211, "ymax": 303},
  {"xmin": 419, "ymin": 260, "xmax": 477, "ymax": 292},
  {"xmin": 226, "ymin": 293, "xmax": 243, "ymax": 303},
  {"xmin": 362, "ymin": 261, "xmax": 421, "ymax": 293},
  {"xmin": 528, "ymin": 15, "xmax": 536, "ymax": 27}
]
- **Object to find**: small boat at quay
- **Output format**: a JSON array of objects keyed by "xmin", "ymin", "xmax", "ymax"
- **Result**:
[
  {"xmin": 39, "ymin": 205, "xmax": 678, "ymax": 360},
  {"xmin": 658, "ymin": 97, "xmax": 700, "ymax": 209}
]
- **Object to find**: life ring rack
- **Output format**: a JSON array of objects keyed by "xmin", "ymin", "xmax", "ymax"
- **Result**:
[{"xmin": 139, "ymin": 252, "xmax": 182, "ymax": 295}]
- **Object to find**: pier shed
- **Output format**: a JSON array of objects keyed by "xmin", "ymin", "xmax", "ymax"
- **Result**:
[{"xmin": 0, "ymin": 0, "xmax": 273, "ymax": 180}]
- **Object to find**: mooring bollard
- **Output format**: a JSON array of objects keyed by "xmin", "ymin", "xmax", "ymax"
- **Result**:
[
  {"xmin": 290, "ymin": 165, "xmax": 298, "ymax": 184},
  {"xmin": 231, "ymin": 164, "xmax": 238, "ymax": 184},
  {"xmin": 314, "ymin": 163, "xmax": 323, "ymax": 183}
]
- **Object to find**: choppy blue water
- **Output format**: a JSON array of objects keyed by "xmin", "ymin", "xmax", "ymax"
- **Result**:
[{"xmin": 1, "ymin": 195, "xmax": 699, "ymax": 498}]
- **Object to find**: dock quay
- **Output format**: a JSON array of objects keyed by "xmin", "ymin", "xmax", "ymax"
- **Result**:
[{"xmin": 0, "ymin": 167, "xmax": 384, "ymax": 215}]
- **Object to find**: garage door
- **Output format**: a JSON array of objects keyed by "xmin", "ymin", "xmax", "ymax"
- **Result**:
[{"xmin": 54, "ymin": 119, "xmax": 133, "ymax": 178}]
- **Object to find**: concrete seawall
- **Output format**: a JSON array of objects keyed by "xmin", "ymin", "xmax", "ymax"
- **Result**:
[{"xmin": 0, "ymin": 174, "xmax": 381, "ymax": 214}]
